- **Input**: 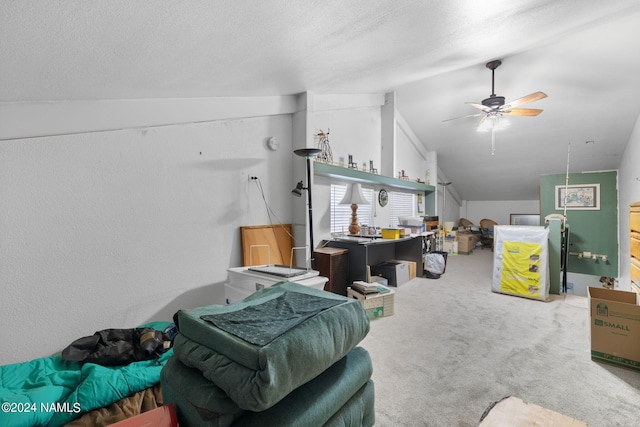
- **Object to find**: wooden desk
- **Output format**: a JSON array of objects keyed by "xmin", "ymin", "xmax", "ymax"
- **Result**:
[{"xmin": 326, "ymin": 235, "xmax": 423, "ymax": 284}]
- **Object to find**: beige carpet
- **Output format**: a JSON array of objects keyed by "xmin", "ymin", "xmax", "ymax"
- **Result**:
[{"xmin": 361, "ymin": 248, "xmax": 640, "ymax": 426}]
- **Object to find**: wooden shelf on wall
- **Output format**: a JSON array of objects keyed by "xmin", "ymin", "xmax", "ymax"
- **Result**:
[{"xmin": 313, "ymin": 161, "xmax": 435, "ymax": 193}]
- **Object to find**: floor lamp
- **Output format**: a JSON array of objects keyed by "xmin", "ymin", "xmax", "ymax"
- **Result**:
[
  {"xmin": 292, "ymin": 148, "xmax": 321, "ymax": 266},
  {"xmin": 438, "ymin": 181, "xmax": 451, "ymax": 225}
]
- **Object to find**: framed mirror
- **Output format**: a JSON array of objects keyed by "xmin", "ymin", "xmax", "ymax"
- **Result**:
[{"xmin": 510, "ymin": 214, "xmax": 540, "ymax": 226}]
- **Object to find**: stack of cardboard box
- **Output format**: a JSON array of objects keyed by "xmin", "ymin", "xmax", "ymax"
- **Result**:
[
  {"xmin": 457, "ymin": 231, "xmax": 480, "ymax": 254},
  {"xmin": 348, "ymin": 281, "xmax": 395, "ymax": 319}
]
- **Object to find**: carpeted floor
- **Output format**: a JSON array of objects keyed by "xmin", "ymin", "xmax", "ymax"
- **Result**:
[{"xmin": 361, "ymin": 248, "xmax": 640, "ymax": 426}]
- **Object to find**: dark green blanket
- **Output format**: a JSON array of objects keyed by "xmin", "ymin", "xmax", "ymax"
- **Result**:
[
  {"xmin": 162, "ymin": 347, "xmax": 374, "ymax": 427},
  {"xmin": 201, "ymin": 290, "xmax": 346, "ymax": 346},
  {"xmin": 174, "ymin": 282, "xmax": 370, "ymax": 411}
]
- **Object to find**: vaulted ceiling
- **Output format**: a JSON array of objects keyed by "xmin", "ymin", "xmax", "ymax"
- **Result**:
[{"xmin": 3, "ymin": 0, "xmax": 640, "ymax": 200}]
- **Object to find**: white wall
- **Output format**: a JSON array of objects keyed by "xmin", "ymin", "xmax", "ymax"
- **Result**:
[
  {"xmin": 312, "ymin": 104, "xmax": 384, "ymax": 242},
  {"xmin": 0, "ymin": 101, "xmax": 295, "ymax": 364},
  {"xmin": 313, "ymin": 106, "xmax": 382, "ymax": 172},
  {"xmin": 395, "ymin": 118, "xmax": 428, "ymax": 183},
  {"xmin": 461, "ymin": 200, "xmax": 540, "ymax": 227},
  {"xmin": 617, "ymin": 113, "xmax": 640, "ymax": 291}
]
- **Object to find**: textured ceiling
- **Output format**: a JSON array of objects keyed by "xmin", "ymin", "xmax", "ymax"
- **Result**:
[{"xmin": 2, "ymin": 0, "xmax": 640, "ymax": 200}]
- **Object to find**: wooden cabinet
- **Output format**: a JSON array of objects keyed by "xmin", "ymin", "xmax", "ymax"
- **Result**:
[
  {"xmin": 631, "ymin": 202, "xmax": 640, "ymax": 294},
  {"xmin": 314, "ymin": 247, "xmax": 349, "ymax": 296}
]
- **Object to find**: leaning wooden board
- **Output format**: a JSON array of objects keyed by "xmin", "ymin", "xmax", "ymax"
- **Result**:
[{"xmin": 240, "ymin": 224, "xmax": 293, "ymax": 266}]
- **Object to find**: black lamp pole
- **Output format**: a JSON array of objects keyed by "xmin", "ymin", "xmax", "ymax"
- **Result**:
[{"xmin": 294, "ymin": 148, "xmax": 321, "ymax": 267}]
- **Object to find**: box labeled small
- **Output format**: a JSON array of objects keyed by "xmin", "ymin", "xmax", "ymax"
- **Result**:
[{"xmin": 588, "ymin": 287, "xmax": 640, "ymax": 372}]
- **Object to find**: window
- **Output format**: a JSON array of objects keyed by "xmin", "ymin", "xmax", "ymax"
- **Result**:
[
  {"xmin": 330, "ymin": 184, "xmax": 374, "ymax": 234},
  {"xmin": 389, "ymin": 191, "xmax": 416, "ymax": 227}
]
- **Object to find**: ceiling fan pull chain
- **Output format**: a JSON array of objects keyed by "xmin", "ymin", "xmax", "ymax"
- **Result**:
[{"xmin": 491, "ymin": 128, "xmax": 496, "ymax": 155}]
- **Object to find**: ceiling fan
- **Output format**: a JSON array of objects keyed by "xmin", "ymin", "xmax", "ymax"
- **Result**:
[{"xmin": 444, "ymin": 59, "xmax": 547, "ymax": 154}]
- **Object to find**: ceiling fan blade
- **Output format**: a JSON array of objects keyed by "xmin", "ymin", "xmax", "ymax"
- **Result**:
[
  {"xmin": 465, "ymin": 102, "xmax": 492, "ymax": 112},
  {"xmin": 502, "ymin": 108, "xmax": 544, "ymax": 117},
  {"xmin": 442, "ymin": 112, "xmax": 482, "ymax": 123},
  {"xmin": 504, "ymin": 91, "xmax": 547, "ymax": 108},
  {"xmin": 476, "ymin": 115, "xmax": 488, "ymax": 130}
]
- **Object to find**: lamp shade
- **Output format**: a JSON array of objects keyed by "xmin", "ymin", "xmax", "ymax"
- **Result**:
[{"xmin": 339, "ymin": 183, "xmax": 369, "ymax": 205}]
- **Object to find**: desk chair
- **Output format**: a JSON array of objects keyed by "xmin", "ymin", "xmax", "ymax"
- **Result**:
[{"xmin": 480, "ymin": 218, "xmax": 498, "ymax": 251}]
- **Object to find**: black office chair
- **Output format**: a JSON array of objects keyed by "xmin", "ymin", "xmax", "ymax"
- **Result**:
[{"xmin": 479, "ymin": 218, "xmax": 498, "ymax": 251}]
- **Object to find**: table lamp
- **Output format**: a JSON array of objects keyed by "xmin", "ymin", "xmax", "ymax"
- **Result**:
[{"xmin": 339, "ymin": 183, "xmax": 369, "ymax": 235}]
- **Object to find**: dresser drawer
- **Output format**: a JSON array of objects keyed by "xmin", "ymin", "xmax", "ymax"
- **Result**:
[
  {"xmin": 631, "ymin": 208, "xmax": 640, "ymax": 233},
  {"xmin": 631, "ymin": 233, "xmax": 640, "ymax": 260},
  {"xmin": 632, "ymin": 257, "xmax": 640, "ymax": 287}
]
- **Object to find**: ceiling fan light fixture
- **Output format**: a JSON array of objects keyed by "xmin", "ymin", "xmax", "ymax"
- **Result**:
[
  {"xmin": 477, "ymin": 112, "xmax": 509, "ymax": 132},
  {"xmin": 444, "ymin": 58, "xmax": 546, "ymax": 136}
]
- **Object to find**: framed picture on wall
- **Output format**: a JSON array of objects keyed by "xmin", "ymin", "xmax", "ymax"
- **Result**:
[{"xmin": 555, "ymin": 184, "xmax": 600, "ymax": 210}]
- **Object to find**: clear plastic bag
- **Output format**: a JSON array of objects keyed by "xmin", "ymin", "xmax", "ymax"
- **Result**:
[{"xmin": 425, "ymin": 253, "xmax": 446, "ymax": 275}]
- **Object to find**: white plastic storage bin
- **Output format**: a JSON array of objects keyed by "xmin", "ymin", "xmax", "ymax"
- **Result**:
[
  {"xmin": 225, "ymin": 283, "xmax": 254, "ymax": 304},
  {"xmin": 227, "ymin": 266, "xmax": 320, "ymax": 291},
  {"xmin": 225, "ymin": 267, "xmax": 328, "ymax": 304}
]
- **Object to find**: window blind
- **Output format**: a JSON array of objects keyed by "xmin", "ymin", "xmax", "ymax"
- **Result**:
[
  {"xmin": 330, "ymin": 184, "xmax": 374, "ymax": 234},
  {"xmin": 390, "ymin": 192, "xmax": 416, "ymax": 227}
]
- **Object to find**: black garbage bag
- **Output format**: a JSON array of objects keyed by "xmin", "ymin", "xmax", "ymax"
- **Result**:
[{"xmin": 62, "ymin": 327, "xmax": 171, "ymax": 366}]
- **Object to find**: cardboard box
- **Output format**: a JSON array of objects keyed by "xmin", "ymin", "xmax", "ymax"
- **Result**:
[
  {"xmin": 348, "ymin": 287, "xmax": 395, "ymax": 319},
  {"xmin": 443, "ymin": 240, "xmax": 455, "ymax": 255},
  {"xmin": 457, "ymin": 233, "xmax": 479, "ymax": 254},
  {"xmin": 370, "ymin": 261, "xmax": 410, "ymax": 286},
  {"xmin": 369, "ymin": 275, "xmax": 388, "ymax": 286},
  {"xmin": 391, "ymin": 259, "xmax": 416, "ymax": 280},
  {"xmin": 588, "ymin": 287, "xmax": 640, "ymax": 372}
]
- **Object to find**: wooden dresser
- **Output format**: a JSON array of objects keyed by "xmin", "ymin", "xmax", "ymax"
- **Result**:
[{"xmin": 631, "ymin": 202, "xmax": 640, "ymax": 294}]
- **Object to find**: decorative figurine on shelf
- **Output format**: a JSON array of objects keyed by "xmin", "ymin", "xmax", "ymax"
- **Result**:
[
  {"xmin": 316, "ymin": 129, "xmax": 333, "ymax": 164},
  {"xmin": 399, "ymin": 170, "xmax": 409, "ymax": 180},
  {"xmin": 369, "ymin": 160, "xmax": 378, "ymax": 174},
  {"xmin": 348, "ymin": 154, "xmax": 358, "ymax": 169}
]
